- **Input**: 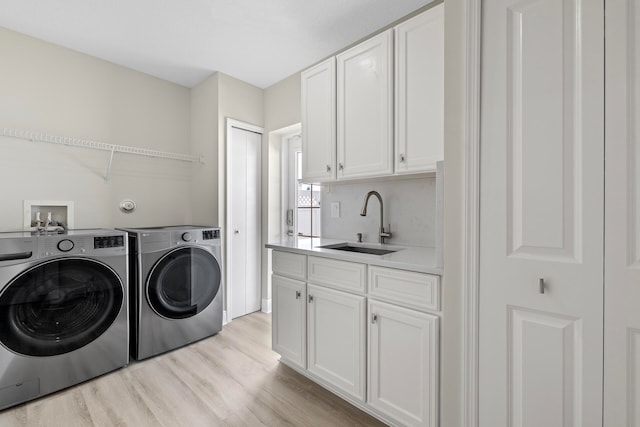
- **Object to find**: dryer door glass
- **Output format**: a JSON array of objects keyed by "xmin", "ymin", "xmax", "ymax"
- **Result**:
[
  {"xmin": 0, "ymin": 258, "xmax": 124, "ymax": 357},
  {"xmin": 147, "ymin": 247, "xmax": 221, "ymax": 319}
]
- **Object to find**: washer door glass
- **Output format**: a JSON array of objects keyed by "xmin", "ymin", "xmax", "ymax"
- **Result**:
[
  {"xmin": 0, "ymin": 258, "xmax": 124, "ymax": 357},
  {"xmin": 147, "ymin": 247, "xmax": 221, "ymax": 319}
]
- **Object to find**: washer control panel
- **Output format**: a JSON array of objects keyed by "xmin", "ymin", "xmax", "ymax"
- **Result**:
[{"xmin": 94, "ymin": 235, "xmax": 125, "ymax": 249}]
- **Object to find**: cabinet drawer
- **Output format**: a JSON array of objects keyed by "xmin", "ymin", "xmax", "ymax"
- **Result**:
[
  {"xmin": 368, "ymin": 265, "xmax": 440, "ymax": 312},
  {"xmin": 307, "ymin": 256, "xmax": 366, "ymax": 293},
  {"xmin": 272, "ymin": 251, "xmax": 307, "ymax": 280}
]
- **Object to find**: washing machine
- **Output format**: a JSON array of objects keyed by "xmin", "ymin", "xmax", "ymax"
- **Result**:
[
  {"xmin": 0, "ymin": 229, "xmax": 128, "ymax": 410},
  {"xmin": 121, "ymin": 226, "xmax": 222, "ymax": 360}
]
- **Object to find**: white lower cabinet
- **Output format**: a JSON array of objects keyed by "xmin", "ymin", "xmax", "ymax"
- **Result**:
[
  {"xmin": 307, "ymin": 284, "xmax": 366, "ymax": 401},
  {"xmin": 272, "ymin": 275, "xmax": 306, "ymax": 369},
  {"xmin": 368, "ymin": 300, "xmax": 439, "ymax": 427},
  {"xmin": 270, "ymin": 250, "xmax": 441, "ymax": 426}
]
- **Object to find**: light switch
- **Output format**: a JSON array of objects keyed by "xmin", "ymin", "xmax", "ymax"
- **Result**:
[{"xmin": 331, "ymin": 202, "xmax": 340, "ymax": 218}]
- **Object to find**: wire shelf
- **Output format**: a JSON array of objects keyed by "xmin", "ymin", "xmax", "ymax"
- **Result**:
[{"xmin": 2, "ymin": 127, "xmax": 203, "ymax": 182}]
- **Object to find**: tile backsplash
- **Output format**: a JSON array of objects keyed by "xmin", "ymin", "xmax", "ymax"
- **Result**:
[{"xmin": 320, "ymin": 176, "xmax": 437, "ymax": 247}]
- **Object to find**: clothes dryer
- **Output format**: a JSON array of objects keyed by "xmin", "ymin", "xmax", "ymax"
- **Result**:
[
  {"xmin": 121, "ymin": 226, "xmax": 222, "ymax": 360},
  {"xmin": 0, "ymin": 229, "xmax": 128, "ymax": 409}
]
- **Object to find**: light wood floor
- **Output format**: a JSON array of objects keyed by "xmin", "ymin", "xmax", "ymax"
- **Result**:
[{"xmin": 0, "ymin": 312, "xmax": 385, "ymax": 427}]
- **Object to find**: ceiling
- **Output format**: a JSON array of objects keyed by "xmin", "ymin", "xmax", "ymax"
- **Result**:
[{"xmin": 0, "ymin": 0, "xmax": 434, "ymax": 89}]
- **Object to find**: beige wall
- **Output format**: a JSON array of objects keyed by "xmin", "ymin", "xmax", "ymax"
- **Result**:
[
  {"xmin": 0, "ymin": 27, "xmax": 192, "ymax": 231},
  {"xmin": 190, "ymin": 74, "xmax": 219, "ymax": 226},
  {"xmin": 264, "ymin": 73, "xmax": 301, "ymax": 133},
  {"xmin": 262, "ymin": 74, "xmax": 302, "ymax": 301},
  {"xmin": 442, "ymin": 0, "xmax": 466, "ymax": 426}
]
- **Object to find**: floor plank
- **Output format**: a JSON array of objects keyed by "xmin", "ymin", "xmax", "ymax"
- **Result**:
[{"xmin": 0, "ymin": 312, "xmax": 385, "ymax": 427}]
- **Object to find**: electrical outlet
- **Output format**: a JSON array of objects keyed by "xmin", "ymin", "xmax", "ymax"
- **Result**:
[{"xmin": 331, "ymin": 202, "xmax": 340, "ymax": 218}]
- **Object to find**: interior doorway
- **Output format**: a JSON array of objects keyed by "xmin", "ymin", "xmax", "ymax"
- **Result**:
[
  {"xmin": 283, "ymin": 133, "xmax": 321, "ymax": 238},
  {"xmin": 226, "ymin": 119, "xmax": 262, "ymax": 320}
]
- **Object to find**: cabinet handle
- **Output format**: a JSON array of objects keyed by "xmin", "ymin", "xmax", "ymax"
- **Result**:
[
  {"xmin": 338, "ymin": 163, "xmax": 344, "ymax": 171},
  {"xmin": 400, "ymin": 153, "xmax": 405, "ymax": 162},
  {"xmin": 308, "ymin": 294, "xmax": 314, "ymax": 303},
  {"xmin": 371, "ymin": 313, "xmax": 378, "ymax": 324},
  {"xmin": 539, "ymin": 278, "xmax": 545, "ymax": 294},
  {"xmin": 326, "ymin": 164, "xmax": 331, "ymax": 172},
  {"xmin": 295, "ymin": 291, "xmax": 301, "ymax": 299}
]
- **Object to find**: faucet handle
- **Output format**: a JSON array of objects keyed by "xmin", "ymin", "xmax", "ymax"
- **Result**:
[{"xmin": 380, "ymin": 224, "xmax": 392, "ymax": 240}]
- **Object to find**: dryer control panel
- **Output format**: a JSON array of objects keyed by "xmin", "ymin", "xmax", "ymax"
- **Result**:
[{"xmin": 202, "ymin": 229, "xmax": 220, "ymax": 240}]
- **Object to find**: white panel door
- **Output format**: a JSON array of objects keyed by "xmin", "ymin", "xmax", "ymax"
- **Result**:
[
  {"xmin": 394, "ymin": 3, "xmax": 444, "ymax": 174},
  {"xmin": 272, "ymin": 274, "xmax": 306, "ymax": 369},
  {"xmin": 479, "ymin": 1, "xmax": 604, "ymax": 426},
  {"xmin": 307, "ymin": 284, "xmax": 366, "ymax": 401},
  {"xmin": 604, "ymin": 2, "xmax": 640, "ymax": 425},
  {"xmin": 301, "ymin": 57, "xmax": 336, "ymax": 183},
  {"xmin": 368, "ymin": 300, "xmax": 439, "ymax": 427},
  {"xmin": 337, "ymin": 29, "xmax": 393, "ymax": 180},
  {"xmin": 229, "ymin": 126, "xmax": 262, "ymax": 319}
]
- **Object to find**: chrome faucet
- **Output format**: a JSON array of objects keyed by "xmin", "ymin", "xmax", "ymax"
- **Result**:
[{"xmin": 360, "ymin": 190, "xmax": 392, "ymax": 244}]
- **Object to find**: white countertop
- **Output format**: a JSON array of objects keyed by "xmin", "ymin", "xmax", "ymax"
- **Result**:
[{"xmin": 266, "ymin": 237, "xmax": 443, "ymax": 275}]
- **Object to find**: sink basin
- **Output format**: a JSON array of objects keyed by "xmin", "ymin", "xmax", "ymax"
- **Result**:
[{"xmin": 318, "ymin": 244, "xmax": 396, "ymax": 256}]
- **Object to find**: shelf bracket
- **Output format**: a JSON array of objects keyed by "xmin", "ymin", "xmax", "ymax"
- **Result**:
[{"xmin": 105, "ymin": 146, "xmax": 116, "ymax": 182}]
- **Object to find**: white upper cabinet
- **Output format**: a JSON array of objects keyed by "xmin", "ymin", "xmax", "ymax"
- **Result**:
[
  {"xmin": 394, "ymin": 4, "xmax": 444, "ymax": 174},
  {"xmin": 300, "ymin": 6, "xmax": 444, "ymax": 181},
  {"xmin": 301, "ymin": 57, "xmax": 336, "ymax": 183},
  {"xmin": 337, "ymin": 29, "xmax": 394, "ymax": 180}
]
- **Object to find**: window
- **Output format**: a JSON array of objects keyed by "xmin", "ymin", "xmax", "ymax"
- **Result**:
[{"xmin": 295, "ymin": 151, "xmax": 321, "ymax": 237}]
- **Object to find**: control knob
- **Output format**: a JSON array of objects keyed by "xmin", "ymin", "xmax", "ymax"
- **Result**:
[
  {"xmin": 57, "ymin": 239, "xmax": 74, "ymax": 252},
  {"xmin": 181, "ymin": 232, "xmax": 192, "ymax": 242}
]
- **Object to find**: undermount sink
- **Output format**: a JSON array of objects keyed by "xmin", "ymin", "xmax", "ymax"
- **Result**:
[{"xmin": 318, "ymin": 244, "xmax": 397, "ymax": 256}]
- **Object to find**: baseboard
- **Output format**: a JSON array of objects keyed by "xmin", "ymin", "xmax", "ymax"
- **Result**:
[
  {"xmin": 223, "ymin": 310, "xmax": 229, "ymax": 325},
  {"xmin": 261, "ymin": 298, "xmax": 272, "ymax": 313}
]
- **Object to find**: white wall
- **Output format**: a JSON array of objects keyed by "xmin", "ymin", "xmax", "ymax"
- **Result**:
[
  {"xmin": 321, "ymin": 177, "xmax": 437, "ymax": 247},
  {"xmin": 0, "ymin": 27, "xmax": 192, "ymax": 231}
]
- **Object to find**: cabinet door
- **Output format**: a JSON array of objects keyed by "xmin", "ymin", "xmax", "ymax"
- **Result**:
[
  {"xmin": 307, "ymin": 284, "xmax": 366, "ymax": 401},
  {"xmin": 368, "ymin": 300, "xmax": 438, "ymax": 427},
  {"xmin": 337, "ymin": 30, "xmax": 393, "ymax": 180},
  {"xmin": 272, "ymin": 275, "xmax": 306, "ymax": 369},
  {"xmin": 301, "ymin": 57, "xmax": 336, "ymax": 183},
  {"xmin": 479, "ymin": 0, "xmax": 604, "ymax": 426},
  {"xmin": 395, "ymin": 4, "xmax": 444, "ymax": 174}
]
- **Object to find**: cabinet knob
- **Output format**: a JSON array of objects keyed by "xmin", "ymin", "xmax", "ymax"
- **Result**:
[
  {"xmin": 308, "ymin": 294, "xmax": 314, "ymax": 303},
  {"xmin": 539, "ymin": 278, "xmax": 545, "ymax": 294},
  {"xmin": 371, "ymin": 313, "xmax": 378, "ymax": 324},
  {"xmin": 295, "ymin": 291, "xmax": 301, "ymax": 299},
  {"xmin": 234, "ymin": 229, "xmax": 239, "ymax": 234},
  {"xmin": 326, "ymin": 165, "xmax": 331, "ymax": 172},
  {"xmin": 338, "ymin": 163, "xmax": 344, "ymax": 171},
  {"xmin": 400, "ymin": 153, "xmax": 406, "ymax": 162}
]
